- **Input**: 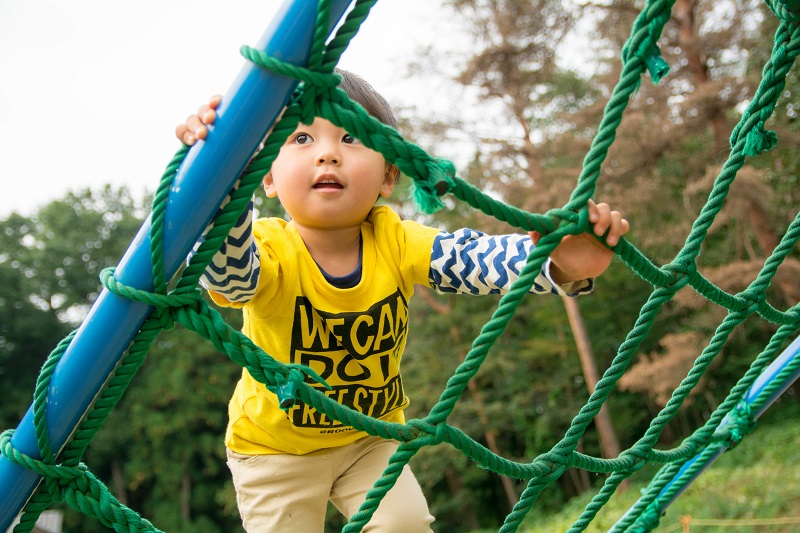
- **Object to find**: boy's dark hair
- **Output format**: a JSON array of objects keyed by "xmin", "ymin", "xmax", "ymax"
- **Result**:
[
  {"xmin": 336, "ymin": 68, "xmax": 398, "ymax": 130},
  {"xmin": 336, "ymin": 69, "xmax": 400, "ymax": 184}
]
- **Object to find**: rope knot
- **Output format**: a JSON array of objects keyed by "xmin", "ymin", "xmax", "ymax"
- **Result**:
[
  {"xmin": 548, "ymin": 207, "xmax": 578, "ymax": 224},
  {"xmin": 297, "ymin": 73, "xmax": 342, "ymax": 125},
  {"xmin": 765, "ymin": 0, "xmax": 800, "ymax": 23},
  {"xmin": 661, "ymin": 260, "xmax": 695, "ymax": 292},
  {"xmin": 539, "ymin": 449, "xmax": 572, "ymax": 472},
  {"xmin": 269, "ymin": 365, "xmax": 331, "ymax": 411},
  {"xmin": 404, "ymin": 419, "xmax": 448, "ymax": 444},
  {"xmin": 239, "ymin": 45, "xmax": 340, "ymax": 88},
  {"xmin": 629, "ymin": 500, "xmax": 663, "ymax": 532},
  {"xmin": 155, "ymin": 308, "xmax": 175, "ymax": 332},
  {"xmin": 239, "ymin": 45, "xmax": 341, "ymax": 125},
  {"xmin": 0, "ymin": 428, "xmax": 90, "ymax": 505},
  {"xmin": 432, "ymin": 422, "xmax": 448, "ymax": 445},
  {"xmin": 100, "ymin": 268, "xmax": 204, "ymax": 316},
  {"xmin": 736, "ymin": 290, "xmax": 765, "ymax": 316},
  {"xmin": 620, "ymin": 447, "xmax": 651, "ymax": 474},
  {"xmin": 622, "ymin": 9, "xmax": 671, "ymax": 84},
  {"xmin": 539, "ymin": 207, "xmax": 583, "ymax": 239},
  {"xmin": 413, "ymin": 158, "xmax": 456, "ymax": 214},
  {"xmin": 48, "ymin": 463, "xmax": 90, "ymax": 503},
  {"xmin": 743, "ymin": 121, "xmax": 779, "ymax": 156},
  {"xmin": 724, "ymin": 401, "xmax": 756, "ymax": 448}
]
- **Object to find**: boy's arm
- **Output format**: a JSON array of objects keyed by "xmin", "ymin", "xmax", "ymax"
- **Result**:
[
  {"xmin": 179, "ymin": 95, "xmax": 261, "ymax": 304},
  {"xmin": 531, "ymin": 200, "xmax": 629, "ymax": 284},
  {"xmin": 191, "ymin": 198, "xmax": 261, "ymax": 303},
  {"xmin": 428, "ymin": 229, "xmax": 592, "ymax": 297}
]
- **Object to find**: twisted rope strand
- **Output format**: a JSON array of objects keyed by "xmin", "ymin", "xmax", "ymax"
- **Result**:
[{"xmin": 4, "ymin": 0, "xmax": 800, "ymax": 532}]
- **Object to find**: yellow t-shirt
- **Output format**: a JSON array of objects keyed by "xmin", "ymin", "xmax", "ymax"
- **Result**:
[{"xmin": 210, "ymin": 206, "xmax": 440, "ymax": 455}]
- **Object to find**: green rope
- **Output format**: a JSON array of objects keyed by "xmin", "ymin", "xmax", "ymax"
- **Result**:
[{"xmin": 3, "ymin": 0, "xmax": 800, "ymax": 531}]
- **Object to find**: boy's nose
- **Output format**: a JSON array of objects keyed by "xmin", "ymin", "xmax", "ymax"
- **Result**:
[
  {"xmin": 316, "ymin": 144, "xmax": 341, "ymax": 166},
  {"xmin": 317, "ymin": 154, "xmax": 340, "ymax": 165}
]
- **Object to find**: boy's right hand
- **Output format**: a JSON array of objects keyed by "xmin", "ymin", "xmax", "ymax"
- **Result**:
[{"xmin": 176, "ymin": 95, "xmax": 222, "ymax": 145}]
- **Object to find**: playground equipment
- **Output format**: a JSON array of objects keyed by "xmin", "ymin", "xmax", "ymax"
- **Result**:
[{"xmin": 1, "ymin": 0, "xmax": 799, "ymax": 531}]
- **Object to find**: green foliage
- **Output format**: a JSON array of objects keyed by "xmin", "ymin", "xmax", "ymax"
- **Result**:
[
  {"xmin": 78, "ymin": 317, "xmax": 244, "ymax": 532},
  {"xmin": 0, "ymin": 187, "xmax": 244, "ymax": 531},
  {"xmin": 0, "ymin": 249, "xmax": 68, "ymax": 427},
  {"xmin": 517, "ymin": 415, "xmax": 800, "ymax": 533},
  {"xmin": 3, "ymin": 1, "xmax": 798, "ymax": 531},
  {"xmin": 397, "ymin": 0, "xmax": 798, "ymax": 530},
  {"xmin": 0, "ymin": 187, "xmax": 145, "ymax": 430},
  {"xmin": 401, "ymin": 262, "xmax": 651, "ymax": 527}
]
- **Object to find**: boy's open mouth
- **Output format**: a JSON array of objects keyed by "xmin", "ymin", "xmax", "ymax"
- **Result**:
[{"xmin": 313, "ymin": 180, "xmax": 343, "ymax": 190}]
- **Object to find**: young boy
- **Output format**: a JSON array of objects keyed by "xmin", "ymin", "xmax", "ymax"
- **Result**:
[{"xmin": 178, "ymin": 70, "xmax": 629, "ymax": 532}]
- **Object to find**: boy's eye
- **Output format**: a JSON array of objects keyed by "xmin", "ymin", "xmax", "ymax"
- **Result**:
[
  {"xmin": 342, "ymin": 134, "xmax": 361, "ymax": 145},
  {"xmin": 292, "ymin": 133, "xmax": 313, "ymax": 145}
]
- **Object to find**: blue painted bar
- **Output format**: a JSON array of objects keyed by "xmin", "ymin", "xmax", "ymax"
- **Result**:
[
  {"xmin": 610, "ymin": 334, "xmax": 800, "ymax": 531},
  {"xmin": 745, "ymin": 334, "xmax": 800, "ymax": 417},
  {"xmin": 0, "ymin": 0, "xmax": 353, "ymax": 527},
  {"xmin": 655, "ymin": 333, "xmax": 800, "ymax": 508}
]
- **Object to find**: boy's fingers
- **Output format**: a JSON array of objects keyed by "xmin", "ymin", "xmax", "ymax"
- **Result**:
[
  {"xmin": 605, "ymin": 213, "xmax": 630, "ymax": 246},
  {"xmin": 186, "ymin": 115, "xmax": 209, "ymax": 139},
  {"xmin": 587, "ymin": 199, "xmax": 598, "ymax": 222},
  {"xmin": 583, "ymin": 200, "xmax": 629, "ymax": 246},
  {"xmin": 176, "ymin": 124, "xmax": 198, "ymax": 145},
  {"xmin": 607, "ymin": 214, "xmax": 622, "ymax": 246},
  {"xmin": 197, "ymin": 103, "xmax": 217, "ymax": 125},
  {"xmin": 176, "ymin": 96, "xmax": 221, "ymax": 146},
  {"xmin": 202, "ymin": 109, "xmax": 217, "ymax": 124},
  {"xmin": 177, "ymin": 115, "xmax": 207, "ymax": 145},
  {"xmin": 201, "ymin": 96, "xmax": 222, "ymax": 123},
  {"xmin": 592, "ymin": 202, "xmax": 612, "ymax": 236},
  {"xmin": 175, "ymin": 124, "xmax": 189, "ymax": 143}
]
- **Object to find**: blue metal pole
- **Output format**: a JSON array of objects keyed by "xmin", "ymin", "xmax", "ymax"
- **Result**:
[
  {"xmin": 609, "ymin": 334, "xmax": 800, "ymax": 531},
  {"xmin": 657, "ymin": 333, "xmax": 800, "ymax": 507},
  {"xmin": 0, "ymin": 0, "xmax": 353, "ymax": 527}
]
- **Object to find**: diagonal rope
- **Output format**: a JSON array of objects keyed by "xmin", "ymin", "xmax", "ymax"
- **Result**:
[{"xmin": 2, "ymin": 1, "xmax": 799, "ymax": 532}]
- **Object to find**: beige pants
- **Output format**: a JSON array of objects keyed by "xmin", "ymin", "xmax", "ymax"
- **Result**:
[{"xmin": 226, "ymin": 436, "xmax": 434, "ymax": 532}]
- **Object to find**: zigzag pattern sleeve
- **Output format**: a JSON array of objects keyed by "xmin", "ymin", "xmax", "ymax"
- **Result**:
[
  {"xmin": 428, "ymin": 229, "xmax": 593, "ymax": 296},
  {"xmin": 196, "ymin": 200, "xmax": 261, "ymax": 303}
]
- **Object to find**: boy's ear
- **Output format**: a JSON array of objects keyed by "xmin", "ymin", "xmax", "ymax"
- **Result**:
[
  {"xmin": 262, "ymin": 173, "xmax": 278, "ymax": 198},
  {"xmin": 379, "ymin": 165, "xmax": 398, "ymax": 198}
]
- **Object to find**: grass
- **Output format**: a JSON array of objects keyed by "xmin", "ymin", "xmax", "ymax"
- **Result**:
[{"xmin": 485, "ymin": 417, "xmax": 800, "ymax": 533}]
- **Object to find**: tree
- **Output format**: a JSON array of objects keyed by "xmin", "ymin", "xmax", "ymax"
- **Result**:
[
  {"xmin": 396, "ymin": 0, "xmax": 798, "ymax": 528},
  {"xmin": 1, "ymin": 187, "xmax": 146, "ymax": 431},
  {"xmin": 1, "ymin": 187, "xmax": 246, "ymax": 531},
  {"xmin": 398, "ymin": 0, "xmax": 627, "ymax": 506},
  {"xmin": 581, "ymin": 0, "xmax": 797, "ymax": 428},
  {"xmin": 0, "ymin": 214, "xmax": 70, "ymax": 428},
  {"xmin": 84, "ymin": 318, "xmax": 244, "ymax": 532}
]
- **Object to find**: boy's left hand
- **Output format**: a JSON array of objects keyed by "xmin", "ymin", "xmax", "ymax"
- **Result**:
[{"xmin": 530, "ymin": 200, "xmax": 630, "ymax": 285}]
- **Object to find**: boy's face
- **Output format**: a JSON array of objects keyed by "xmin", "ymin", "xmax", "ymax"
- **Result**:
[{"xmin": 264, "ymin": 118, "xmax": 394, "ymax": 231}]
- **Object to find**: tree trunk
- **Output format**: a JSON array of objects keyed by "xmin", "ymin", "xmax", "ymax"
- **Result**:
[
  {"xmin": 444, "ymin": 466, "xmax": 482, "ymax": 530},
  {"xmin": 450, "ymin": 328, "xmax": 520, "ymax": 513},
  {"xmin": 181, "ymin": 470, "xmax": 192, "ymax": 522},
  {"xmin": 563, "ymin": 440, "xmax": 592, "ymax": 496},
  {"xmin": 673, "ymin": 0, "xmax": 730, "ymax": 152},
  {"xmin": 561, "ymin": 295, "xmax": 628, "ymax": 491},
  {"xmin": 417, "ymin": 288, "xmax": 519, "ymax": 511},
  {"xmin": 111, "ymin": 459, "xmax": 128, "ymax": 505},
  {"xmin": 746, "ymin": 200, "xmax": 800, "ymax": 304}
]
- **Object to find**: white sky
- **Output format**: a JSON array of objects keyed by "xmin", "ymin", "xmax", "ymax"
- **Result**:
[{"xmin": 0, "ymin": 0, "xmax": 459, "ymax": 217}]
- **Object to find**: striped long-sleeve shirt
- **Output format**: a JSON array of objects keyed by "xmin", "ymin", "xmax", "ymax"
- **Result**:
[{"xmin": 196, "ymin": 203, "xmax": 592, "ymax": 302}]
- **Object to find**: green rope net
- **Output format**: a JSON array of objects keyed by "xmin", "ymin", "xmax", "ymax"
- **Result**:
[{"xmin": 2, "ymin": 0, "xmax": 800, "ymax": 531}]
